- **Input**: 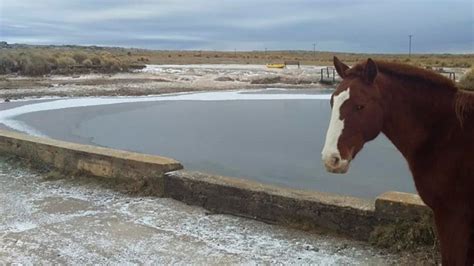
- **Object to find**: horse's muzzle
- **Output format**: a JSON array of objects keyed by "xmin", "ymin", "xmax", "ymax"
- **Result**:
[{"xmin": 322, "ymin": 153, "xmax": 350, "ymax": 174}]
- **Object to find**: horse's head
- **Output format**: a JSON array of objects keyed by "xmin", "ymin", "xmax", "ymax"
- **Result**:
[{"xmin": 321, "ymin": 57, "xmax": 384, "ymax": 173}]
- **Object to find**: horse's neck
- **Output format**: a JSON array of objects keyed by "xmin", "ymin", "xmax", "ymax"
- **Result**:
[{"xmin": 378, "ymin": 74, "xmax": 457, "ymax": 162}]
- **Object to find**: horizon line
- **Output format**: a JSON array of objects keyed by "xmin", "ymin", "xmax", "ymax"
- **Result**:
[{"xmin": 1, "ymin": 41, "xmax": 473, "ymax": 55}]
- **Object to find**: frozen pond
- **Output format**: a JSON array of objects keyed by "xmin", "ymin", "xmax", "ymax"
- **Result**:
[{"xmin": 0, "ymin": 89, "xmax": 414, "ymax": 198}]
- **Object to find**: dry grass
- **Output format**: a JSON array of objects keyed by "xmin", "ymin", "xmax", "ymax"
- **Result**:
[
  {"xmin": 0, "ymin": 47, "xmax": 136, "ymax": 76},
  {"xmin": 369, "ymin": 215, "xmax": 437, "ymax": 252},
  {"xmin": 124, "ymin": 50, "xmax": 473, "ymax": 68},
  {"xmin": 459, "ymin": 68, "xmax": 474, "ymax": 90},
  {"xmin": 368, "ymin": 215, "xmax": 440, "ymax": 264}
]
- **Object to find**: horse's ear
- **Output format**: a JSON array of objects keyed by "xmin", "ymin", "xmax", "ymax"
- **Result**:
[
  {"xmin": 333, "ymin": 56, "xmax": 349, "ymax": 78},
  {"xmin": 363, "ymin": 58, "xmax": 378, "ymax": 84}
]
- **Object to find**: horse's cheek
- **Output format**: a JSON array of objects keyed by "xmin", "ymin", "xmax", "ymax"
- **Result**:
[
  {"xmin": 364, "ymin": 108, "xmax": 383, "ymax": 140},
  {"xmin": 339, "ymin": 131, "xmax": 363, "ymax": 159}
]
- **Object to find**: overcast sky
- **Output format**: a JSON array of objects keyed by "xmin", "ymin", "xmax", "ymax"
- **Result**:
[{"xmin": 0, "ymin": 0, "xmax": 472, "ymax": 53}]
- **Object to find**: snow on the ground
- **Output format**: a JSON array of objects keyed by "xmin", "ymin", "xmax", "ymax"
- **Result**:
[
  {"xmin": 140, "ymin": 64, "xmax": 327, "ymax": 83},
  {"xmin": 0, "ymin": 157, "xmax": 403, "ymax": 264},
  {"xmin": 0, "ymin": 64, "xmax": 333, "ymax": 99}
]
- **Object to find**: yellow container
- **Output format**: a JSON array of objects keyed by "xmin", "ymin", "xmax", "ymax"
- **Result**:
[{"xmin": 266, "ymin": 63, "xmax": 285, "ymax": 69}]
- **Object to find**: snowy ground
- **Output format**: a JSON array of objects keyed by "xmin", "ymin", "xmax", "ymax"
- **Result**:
[
  {"xmin": 0, "ymin": 64, "xmax": 331, "ymax": 100},
  {"xmin": 0, "ymin": 156, "xmax": 425, "ymax": 264},
  {"xmin": 0, "ymin": 64, "xmax": 468, "ymax": 100},
  {"xmin": 140, "ymin": 64, "xmax": 327, "ymax": 84}
]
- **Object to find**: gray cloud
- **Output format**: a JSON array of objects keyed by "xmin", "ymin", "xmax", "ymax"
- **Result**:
[{"xmin": 0, "ymin": 0, "xmax": 472, "ymax": 53}]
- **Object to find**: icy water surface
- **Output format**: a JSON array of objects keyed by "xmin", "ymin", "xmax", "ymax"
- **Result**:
[{"xmin": 0, "ymin": 89, "xmax": 414, "ymax": 198}]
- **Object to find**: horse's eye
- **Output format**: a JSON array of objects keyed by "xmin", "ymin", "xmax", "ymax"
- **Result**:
[{"xmin": 356, "ymin": 105, "xmax": 365, "ymax": 111}]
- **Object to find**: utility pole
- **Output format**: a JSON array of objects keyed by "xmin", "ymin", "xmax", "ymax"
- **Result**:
[
  {"xmin": 312, "ymin": 43, "xmax": 316, "ymax": 57},
  {"xmin": 408, "ymin": 35, "xmax": 413, "ymax": 57}
]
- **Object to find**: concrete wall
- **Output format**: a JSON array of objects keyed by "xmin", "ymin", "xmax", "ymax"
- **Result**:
[
  {"xmin": 0, "ymin": 129, "xmax": 431, "ymax": 240},
  {"xmin": 0, "ymin": 129, "xmax": 183, "ymax": 196},
  {"xmin": 163, "ymin": 171, "xmax": 432, "ymax": 240}
]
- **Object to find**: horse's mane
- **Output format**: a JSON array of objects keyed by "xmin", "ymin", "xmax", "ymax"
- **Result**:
[
  {"xmin": 455, "ymin": 90, "xmax": 474, "ymax": 128},
  {"xmin": 347, "ymin": 60, "xmax": 474, "ymax": 127},
  {"xmin": 347, "ymin": 60, "xmax": 457, "ymax": 91}
]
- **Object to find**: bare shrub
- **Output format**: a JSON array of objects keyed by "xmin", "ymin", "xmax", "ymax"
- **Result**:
[
  {"xmin": 90, "ymin": 56, "xmax": 101, "ymax": 65},
  {"xmin": 72, "ymin": 52, "xmax": 88, "ymax": 64},
  {"xmin": 82, "ymin": 59, "xmax": 93, "ymax": 67},
  {"xmin": 57, "ymin": 56, "xmax": 76, "ymax": 68},
  {"xmin": 19, "ymin": 54, "xmax": 52, "ymax": 76},
  {"xmin": 102, "ymin": 57, "xmax": 123, "ymax": 72},
  {"xmin": 459, "ymin": 68, "xmax": 474, "ymax": 91},
  {"xmin": 0, "ymin": 55, "xmax": 17, "ymax": 74}
]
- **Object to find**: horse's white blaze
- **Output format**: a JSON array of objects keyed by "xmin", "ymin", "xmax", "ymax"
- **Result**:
[{"xmin": 322, "ymin": 88, "xmax": 351, "ymax": 167}]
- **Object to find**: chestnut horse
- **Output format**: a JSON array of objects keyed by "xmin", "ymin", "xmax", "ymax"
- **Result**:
[{"xmin": 322, "ymin": 57, "xmax": 474, "ymax": 265}]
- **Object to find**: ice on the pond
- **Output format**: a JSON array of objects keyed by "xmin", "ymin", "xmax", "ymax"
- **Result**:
[{"xmin": 0, "ymin": 90, "xmax": 330, "ymax": 136}]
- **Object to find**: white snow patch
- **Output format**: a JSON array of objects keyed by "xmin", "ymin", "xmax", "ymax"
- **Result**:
[{"xmin": 10, "ymin": 221, "xmax": 37, "ymax": 232}]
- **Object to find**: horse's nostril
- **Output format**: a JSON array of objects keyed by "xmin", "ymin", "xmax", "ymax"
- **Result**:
[{"xmin": 333, "ymin": 156, "xmax": 340, "ymax": 165}]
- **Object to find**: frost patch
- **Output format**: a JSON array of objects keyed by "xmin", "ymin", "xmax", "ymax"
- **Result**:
[{"xmin": 10, "ymin": 221, "xmax": 37, "ymax": 232}]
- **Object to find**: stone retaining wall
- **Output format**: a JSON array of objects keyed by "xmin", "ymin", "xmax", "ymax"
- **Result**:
[{"xmin": 0, "ymin": 129, "xmax": 432, "ymax": 240}]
